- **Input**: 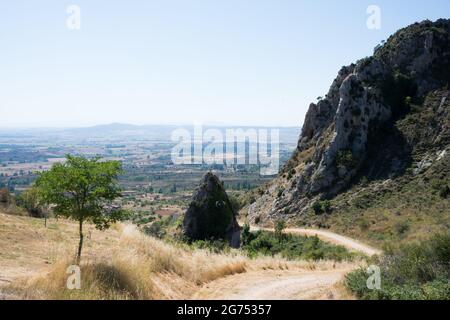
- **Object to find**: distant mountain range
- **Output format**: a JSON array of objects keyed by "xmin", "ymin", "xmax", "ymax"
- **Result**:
[{"xmin": 0, "ymin": 123, "xmax": 301, "ymax": 144}]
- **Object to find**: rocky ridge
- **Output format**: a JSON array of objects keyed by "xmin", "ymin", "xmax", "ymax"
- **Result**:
[{"xmin": 248, "ymin": 19, "xmax": 450, "ymax": 229}]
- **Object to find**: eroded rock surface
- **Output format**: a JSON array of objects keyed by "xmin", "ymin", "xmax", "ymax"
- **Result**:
[
  {"xmin": 183, "ymin": 172, "xmax": 241, "ymax": 248},
  {"xmin": 248, "ymin": 19, "xmax": 450, "ymax": 223}
]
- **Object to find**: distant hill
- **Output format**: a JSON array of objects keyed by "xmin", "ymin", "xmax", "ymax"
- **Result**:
[
  {"xmin": 0, "ymin": 123, "xmax": 301, "ymax": 144},
  {"xmin": 68, "ymin": 122, "xmax": 142, "ymax": 132}
]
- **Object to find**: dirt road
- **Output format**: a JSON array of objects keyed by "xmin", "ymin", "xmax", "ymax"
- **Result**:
[
  {"xmin": 1, "ymin": 212, "xmax": 379, "ymax": 300},
  {"xmin": 251, "ymin": 226, "xmax": 381, "ymax": 256},
  {"xmin": 194, "ymin": 226, "xmax": 380, "ymax": 300},
  {"xmin": 193, "ymin": 268, "xmax": 354, "ymax": 300}
]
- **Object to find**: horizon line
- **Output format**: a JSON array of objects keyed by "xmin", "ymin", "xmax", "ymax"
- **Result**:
[{"xmin": 0, "ymin": 122, "xmax": 302, "ymax": 130}]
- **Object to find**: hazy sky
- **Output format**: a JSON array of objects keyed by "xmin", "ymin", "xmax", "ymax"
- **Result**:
[{"xmin": 1, "ymin": 0, "xmax": 449, "ymax": 127}]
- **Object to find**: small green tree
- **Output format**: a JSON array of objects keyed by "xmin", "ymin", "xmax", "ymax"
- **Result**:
[
  {"xmin": 439, "ymin": 185, "xmax": 450, "ymax": 199},
  {"xmin": 274, "ymin": 219, "xmax": 286, "ymax": 242},
  {"xmin": 0, "ymin": 188, "xmax": 10, "ymax": 204},
  {"xmin": 241, "ymin": 223, "xmax": 253, "ymax": 246},
  {"xmin": 35, "ymin": 155, "xmax": 125, "ymax": 264},
  {"xmin": 228, "ymin": 194, "xmax": 242, "ymax": 213},
  {"xmin": 312, "ymin": 201, "xmax": 323, "ymax": 215},
  {"xmin": 17, "ymin": 187, "xmax": 45, "ymax": 218},
  {"xmin": 321, "ymin": 200, "xmax": 332, "ymax": 214}
]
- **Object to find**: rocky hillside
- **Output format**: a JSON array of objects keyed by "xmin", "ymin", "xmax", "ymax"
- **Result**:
[{"xmin": 247, "ymin": 19, "xmax": 450, "ymax": 244}]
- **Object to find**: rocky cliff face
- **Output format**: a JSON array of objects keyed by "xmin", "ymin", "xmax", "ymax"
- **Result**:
[
  {"xmin": 183, "ymin": 172, "xmax": 241, "ymax": 248},
  {"xmin": 248, "ymin": 19, "xmax": 450, "ymax": 228}
]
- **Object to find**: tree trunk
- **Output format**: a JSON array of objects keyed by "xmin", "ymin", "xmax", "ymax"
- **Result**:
[{"xmin": 76, "ymin": 219, "xmax": 84, "ymax": 265}]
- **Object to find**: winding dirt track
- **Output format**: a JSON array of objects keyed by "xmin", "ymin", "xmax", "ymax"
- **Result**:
[
  {"xmin": 251, "ymin": 226, "xmax": 382, "ymax": 256},
  {"xmin": 193, "ymin": 268, "xmax": 354, "ymax": 300},
  {"xmin": 194, "ymin": 227, "xmax": 381, "ymax": 300}
]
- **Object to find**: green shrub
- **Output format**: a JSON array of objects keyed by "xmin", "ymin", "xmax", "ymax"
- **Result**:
[
  {"xmin": 277, "ymin": 188, "xmax": 284, "ymax": 198},
  {"xmin": 16, "ymin": 187, "xmax": 46, "ymax": 218},
  {"xmin": 274, "ymin": 220, "xmax": 286, "ymax": 241},
  {"xmin": 346, "ymin": 233, "xmax": 450, "ymax": 300},
  {"xmin": 321, "ymin": 200, "xmax": 332, "ymax": 213},
  {"xmin": 192, "ymin": 239, "xmax": 230, "ymax": 253},
  {"xmin": 143, "ymin": 216, "xmax": 177, "ymax": 239},
  {"xmin": 312, "ymin": 200, "xmax": 332, "ymax": 215},
  {"xmin": 346, "ymin": 269, "xmax": 375, "ymax": 298},
  {"xmin": 438, "ymin": 185, "xmax": 450, "ymax": 199},
  {"xmin": 0, "ymin": 188, "xmax": 10, "ymax": 204},
  {"xmin": 132, "ymin": 214, "xmax": 156, "ymax": 226},
  {"xmin": 394, "ymin": 220, "xmax": 410, "ymax": 235},
  {"xmin": 335, "ymin": 150, "xmax": 357, "ymax": 169},
  {"xmin": 358, "ymin": 218, "xmax": 371, "ymax": 231},
  {"xmin": 228, "ymin": 194, "xmax": 243, "ymax": 212},
  {"xmin": 243, "ymin": 231, "xmax": 355, "ymax": 262},
  {"xmin": 312, "ymin": 201, "xmax": 323, "ymax": 215},
  {"xmin": 143, "ymin": 219, "xmax": 168, "ymax": 239},
  {"xmin": 241, "ymin": 224, "xmax": 254, "ymax": 246},
  {"xmin": 287, "ymin": 168, "xmax": 296, "ymax": 180}
]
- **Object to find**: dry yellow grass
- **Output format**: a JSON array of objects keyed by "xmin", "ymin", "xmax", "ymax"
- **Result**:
[
  {"xmin": 0, "ymin": 212, "xmax": 120, "ymax": 282},
  {"xmin": 0, "ymin": 213, "xmax": 355, "ymax": 300}
]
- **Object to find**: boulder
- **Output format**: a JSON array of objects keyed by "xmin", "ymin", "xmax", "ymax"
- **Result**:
[{"xmin": 183, "ymin": 172, "xmax": 241, "ymax": 248}]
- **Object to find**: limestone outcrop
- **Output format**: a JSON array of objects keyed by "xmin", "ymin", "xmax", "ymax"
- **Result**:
[
  {"xmin": 248, "ymin": 19, "xmax": 450, "ymax": 223},
  {"xmin": 183, "ymin": 172, "xmax": 241, "ymax": 248}
]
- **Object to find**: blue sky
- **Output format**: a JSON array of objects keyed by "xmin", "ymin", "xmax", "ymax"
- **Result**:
[{"xmin": 1, "ymin": 0, "xmax": 449, "ymax": 127}]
